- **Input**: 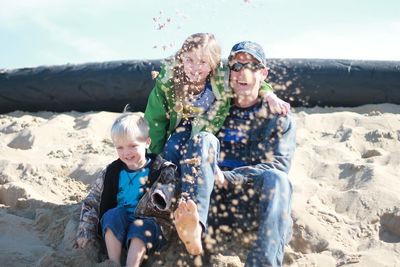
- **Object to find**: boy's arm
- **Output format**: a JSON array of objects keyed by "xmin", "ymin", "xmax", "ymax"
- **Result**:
[
  {"xmin": 144, "ymin": 66, "xmax": 172, "ymax": 154},
  {"xmin": 76, "ymin": 168, "xmax": 106, "ymax": 244},
  {"xmin": 149, "ymin": 160, "xmax": 180, "ymax": 213},
  {"xmin": 222, "ymin": 115, "xmax": 296, "ymax": 186},
  {"xmin": 135, "ymin": 157, "xmax": 178, "ymax": 225}
]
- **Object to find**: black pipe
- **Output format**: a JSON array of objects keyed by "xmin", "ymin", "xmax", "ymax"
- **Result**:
[
  {"xmin": 268, "ymin": 59, "xmax": 400, "ymax": 107},
  {"xmin": 0, "ymin": 59, "xmax": 399, "ymax": 113}
]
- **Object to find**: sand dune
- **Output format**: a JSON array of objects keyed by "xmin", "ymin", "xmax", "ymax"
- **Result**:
[{"xmin": 0, "ymin": 104, "xmax": 399, "ymax": 266}]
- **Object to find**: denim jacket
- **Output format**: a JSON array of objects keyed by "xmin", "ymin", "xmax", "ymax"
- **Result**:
[{"xmin": 220, "ymin": 102, "xmax": 296, "ymax": 185}]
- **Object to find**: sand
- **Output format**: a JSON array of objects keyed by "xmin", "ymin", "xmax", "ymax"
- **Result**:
[{"xmin": 0, "ymin": 104, "xmax": 399, "ymax": 266}]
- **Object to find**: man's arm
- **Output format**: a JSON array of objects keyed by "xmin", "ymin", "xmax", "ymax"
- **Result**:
[{"xmin": 222, "ymin": 114, "xmax": 296, "ymax": 185}]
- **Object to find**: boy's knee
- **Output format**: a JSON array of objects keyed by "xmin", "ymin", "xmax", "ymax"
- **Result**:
[
  {"xmin": 103, "ymin": 207, "xmax": 128, "ymax": 226},
  {"xmin": 104, "ymin": 207, "xmax": 124, "ymax": 217}
]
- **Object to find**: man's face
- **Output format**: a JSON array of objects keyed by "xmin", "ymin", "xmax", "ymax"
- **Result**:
[{"xmin": 229, "ymin": 52, "xmax": 268, "ymax": 104}]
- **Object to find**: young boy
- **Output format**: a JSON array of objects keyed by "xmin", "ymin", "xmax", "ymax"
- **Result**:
[{"xmin": 76, "ymin": 112, "xmax": 178, "ymax": 267}]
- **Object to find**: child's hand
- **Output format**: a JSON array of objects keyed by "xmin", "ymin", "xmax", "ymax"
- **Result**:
[
  {"xmin": 215, "ymin": 166, "xmax": 228, "ymax": 189},
  {"xmin": 75, "ymin": 237, "xmax": 89, "ymax": 249},
  {"xmin": 264, "ymin": 93, "xmax": 290, "ymax": 116}
]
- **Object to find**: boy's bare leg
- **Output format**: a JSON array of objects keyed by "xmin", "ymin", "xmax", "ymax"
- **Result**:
[
  {"xmin": 126, "ymin": 238, "xmax": 146, "ymax": 267},
  {"xmin": 104, "ymin": 229, "xmax": 122, "ymax": 266},
  {"xmin": 173, "ymin": 199, "xmax": 203, "ymax": 255}
]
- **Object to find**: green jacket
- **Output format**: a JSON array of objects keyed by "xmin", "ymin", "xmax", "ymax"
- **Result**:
[{"xmin": 144, "ymin": 61, "xmax": 273, "ymax": 154}]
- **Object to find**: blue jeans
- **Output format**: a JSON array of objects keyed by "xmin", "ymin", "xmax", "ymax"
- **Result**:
[
  {"xmin": 163, "ymin": 119, "xmax": 192, "ymax": 174},
  {"xmin": 180, "ymin": 132, "xmax": 219, "ymax": 230},
  {"xmin": 100, "ymin": 207, "xmax": 166, "ymax": 254},
  {"xmin": 181, "ymin": 132, "xmax": 293, "ymax": 267}
]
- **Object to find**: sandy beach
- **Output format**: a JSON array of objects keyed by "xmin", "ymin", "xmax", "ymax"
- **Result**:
[{"xmin": 1, "ymin": 104, "xmax": 400, "ymax": 266}]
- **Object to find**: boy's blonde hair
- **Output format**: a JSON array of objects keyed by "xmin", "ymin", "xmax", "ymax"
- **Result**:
[{"xmin": 111, "ymin": 112, "xmax": 149, "ymax": 144}]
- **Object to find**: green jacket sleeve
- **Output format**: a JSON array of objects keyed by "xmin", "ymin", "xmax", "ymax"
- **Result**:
[
  {"xmin": 260, "ymin": 80, "xmax": 274, "ymax": 95},
  {"xmin": 144, "ymin": 68, "xmax": 171, "ymax": 154}
]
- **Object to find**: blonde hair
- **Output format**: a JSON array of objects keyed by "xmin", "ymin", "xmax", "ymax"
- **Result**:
[
  {"xmin": 176, "ymin": 33, "xmax": 221, "ymax": 72},
  {"xmin": 110, "ymin": 112, "xmax": 149, "ymax": 144},
  {"xmin": 171, "ymin": 33, "xmax": 221, "ymax": 107}
]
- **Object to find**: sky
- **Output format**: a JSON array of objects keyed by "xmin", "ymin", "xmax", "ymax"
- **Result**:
[{"xmin": 1, "ymin": 0, "xmax": 399, "ymax": 69}]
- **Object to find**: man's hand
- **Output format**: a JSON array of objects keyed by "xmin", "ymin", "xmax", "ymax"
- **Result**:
[
  {"xmin": 264, "ymin": 93, "xmax": 290, "ymax": 116},
  {"xmin": 75, "ymin": 237, "xmax": 89, "ymax": 249},
  {"xmin": 215, "ymin": 166, "xmax": 228, "ymax": 189}
]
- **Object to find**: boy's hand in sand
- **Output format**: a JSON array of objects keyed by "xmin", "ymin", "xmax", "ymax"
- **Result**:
[
  {"xmin": 173, "ymin": 199, "xmax": 203, "ymax": 255},
  {"xmin": 75, "ymin": 237, "xmax": 89, "ymax": 249}
]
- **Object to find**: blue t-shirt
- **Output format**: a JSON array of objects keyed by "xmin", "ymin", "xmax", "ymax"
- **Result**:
[
  {"xmin": 117, "ymin": 159, "xmax": 151, "ymax": 220},
  {"xmin": 183, "ymin": 80, "xmax": 215, "ymax": 118},
  {"xmin": 218, "ymin": 101, "xmax": 262, "ymax": 169}
]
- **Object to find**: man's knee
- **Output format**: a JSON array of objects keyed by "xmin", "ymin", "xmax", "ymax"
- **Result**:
[
  {"xmin": 258, "ymin": 169, "xmax": 292, "ymax": 206},
  {"xmin": 261, "ymin": 169, "xmax": 291, "ymax": 190},
  {"xmin": 260, "ymin": 170, "xmax": 293, "ymax": 242}
]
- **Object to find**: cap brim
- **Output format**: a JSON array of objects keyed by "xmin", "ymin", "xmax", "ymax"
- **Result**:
[{"xmin": 230, "ymin": 49, "xmax": 266, "ymax": 67}]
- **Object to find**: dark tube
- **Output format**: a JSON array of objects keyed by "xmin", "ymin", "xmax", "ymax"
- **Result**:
[{"xmin": 0, "ymin": 59, "xmax": 399, "ymax": 113}]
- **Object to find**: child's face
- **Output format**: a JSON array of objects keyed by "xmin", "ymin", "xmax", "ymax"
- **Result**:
[
  {"xmin": 182, "ymin": 50, "xmax": 212, "ymax": 84},
  {"xmin": 114, "ymin": 137, "xmax": 150, "ymax": 170}
]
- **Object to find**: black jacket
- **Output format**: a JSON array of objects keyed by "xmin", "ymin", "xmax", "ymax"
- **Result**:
[{"xmin": 98, "ymin": 154, "xmax": 179, "ymax": 240}]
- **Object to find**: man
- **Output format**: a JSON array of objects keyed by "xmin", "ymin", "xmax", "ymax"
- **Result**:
[{"xmin": 173, "ymin": 41, "xmax": 296, "ymax": 267}]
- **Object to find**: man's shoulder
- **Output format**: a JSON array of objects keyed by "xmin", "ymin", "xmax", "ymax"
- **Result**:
[
  {"xmin": 271, "ymin": 111, "xmax": 295, "ymax": 131},
  {"xmin": 259, "ymin": 110, "xmax": 295, "ymax": 132},
  {"xmin": 274, "ymin": 111, "xmax": 294, "ymax": 122}
]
